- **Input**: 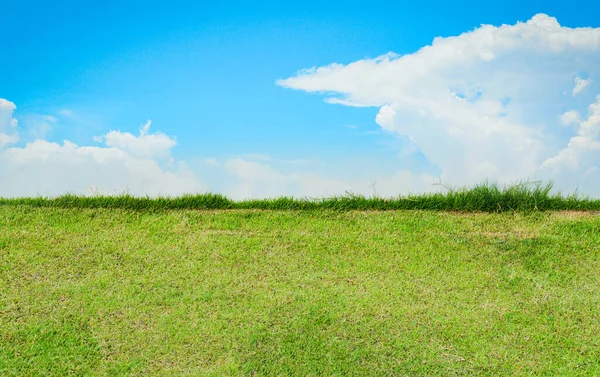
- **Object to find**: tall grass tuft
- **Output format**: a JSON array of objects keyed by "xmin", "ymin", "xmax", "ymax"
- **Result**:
[{"xmin": 1, "ymin": 181, "xmax": 599, "ymax": 212}]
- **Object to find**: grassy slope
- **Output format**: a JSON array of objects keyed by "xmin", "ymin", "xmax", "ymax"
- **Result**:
[{"xmin": 1, "ymin": 207, "xmax": 599, "ymax": 376}]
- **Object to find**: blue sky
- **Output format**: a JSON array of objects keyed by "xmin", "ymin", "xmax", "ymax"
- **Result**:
[{"xmin": 1, "ymin": 1, "xmax": 600, "ymax": 198}]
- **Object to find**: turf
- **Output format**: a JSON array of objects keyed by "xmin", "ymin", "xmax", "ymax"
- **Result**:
[{"xmin": 1, "ymin": 207, "xmax": 599, "ymax": 376}]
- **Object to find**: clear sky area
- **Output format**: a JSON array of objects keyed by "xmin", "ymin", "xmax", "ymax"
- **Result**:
[{"xmin": 1, "ymin": 0, "xmax": 599, "ymax": 198}]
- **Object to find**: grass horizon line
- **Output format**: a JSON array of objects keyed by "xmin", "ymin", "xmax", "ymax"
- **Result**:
[{"xmin": 1, "ymin": 180, "xmax": 599, "ymax": 213}]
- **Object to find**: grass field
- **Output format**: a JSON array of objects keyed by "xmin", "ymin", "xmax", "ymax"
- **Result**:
[
  {"xmin": 2, "ymin": 181, "xmax": 600, "ymax": 212},
  {"xmin": 1, "ymin": 204, "xmax": 599, "ymax": 376}
]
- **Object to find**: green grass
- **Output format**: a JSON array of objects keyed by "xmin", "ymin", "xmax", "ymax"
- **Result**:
[
  {"xmin": 1, "ymin": 181, "xmax": 600, "ymax": 212},
  {"xmin": 1, "ymin": 206, "xmax": 599, "ymax": 376}
]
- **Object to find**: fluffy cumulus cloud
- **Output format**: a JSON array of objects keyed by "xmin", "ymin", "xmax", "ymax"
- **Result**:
[
  {"xmin": 278, "ymin": 14, "xmax": 600, "ymax": 196},
  {"xmin": 99, "ymin": 120, "xmax": 177, "ymax": 160},
  {"xmin": 0, "ymin": 101, "xmax": 205, "ymax": 197},
  {"xmin": 540, "ymin": 95, "xmax": 600, "ymax": 192}
]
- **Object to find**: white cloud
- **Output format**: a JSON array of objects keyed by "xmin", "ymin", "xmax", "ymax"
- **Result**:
[
  {"xmin": 221, "ymin": 158, "xmax": 438, "ymax": 200},
  {"xmin": 0, "ymin": 134, "xmax": 19, "ymax": 148},
  {"xmin": 57, "ymin": 109, "xmax": 76, "ymax": 118},
  {"xmin": 100, "ymin": 120, "xmax": 177, "ymax": 160},
  {"xmin": 560, "ymin": 110, "xmax": 581, "ymax": 126},
  {"xmin": 21, "ymin": 114, "xmax": 56, "ymax": 139},
  {"xmin": 1, "ymin": 140, "xmax": 204, "ymax": 198},
  {"xmin": 573, "ymin": 77, "xmax": 591, "ymax": 96},
  {"xmin": 0, "ymin": 99, "xmax": 19, "ymax": 148},
  {"xmin": 375, "ymin": 105, "xmax": 396, "ymax": 132},
  {"xmin": 4, "ymin": 98, "xmax": 439, "ymax": 199},
  {"xmin": 541, "ymin": 95, "xmax": 600, "ymax": 172},
  {"xmin": 203, "ymin": 157, "xmax": 219, "ymax": 166},
  {"xmin": 278, "ymin": 14, "xmax": 600, "ymax": 196},
  {"xmin": 0, "ymin": 101, "xmax": 205, "ymax": 198}
]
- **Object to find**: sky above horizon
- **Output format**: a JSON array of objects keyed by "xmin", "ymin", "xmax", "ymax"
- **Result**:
[{"xmin": 1, "ymin": 1, "xmax": 600, "ymax": 198}]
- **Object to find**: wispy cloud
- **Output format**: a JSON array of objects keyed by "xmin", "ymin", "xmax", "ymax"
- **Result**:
[
  {"xmin": 57, "ymin": 109, "xmax": 77, "ymax": 119},
  {"xmin": 573, "ymin": 77, "xmax": 591, "ymax": 96}
]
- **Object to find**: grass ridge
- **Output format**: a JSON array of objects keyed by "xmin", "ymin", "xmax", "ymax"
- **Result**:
[{"xmin": 1, "ymin": 181, "xmax": 599, "ymax": 212}]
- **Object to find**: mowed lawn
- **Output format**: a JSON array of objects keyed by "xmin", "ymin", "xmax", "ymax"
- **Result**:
[{"xmin": 1, "ymin": 207, "xmax": 599, "ymax": 376}]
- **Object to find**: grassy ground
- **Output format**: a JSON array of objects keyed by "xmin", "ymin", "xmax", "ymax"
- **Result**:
[
  {"xmin": 2, "ymin": 182, "xmax": 600, "ymax": 212},
  {"xmin": 1, "ymin": 206, "xmax": 599, "ymax": 376}
]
